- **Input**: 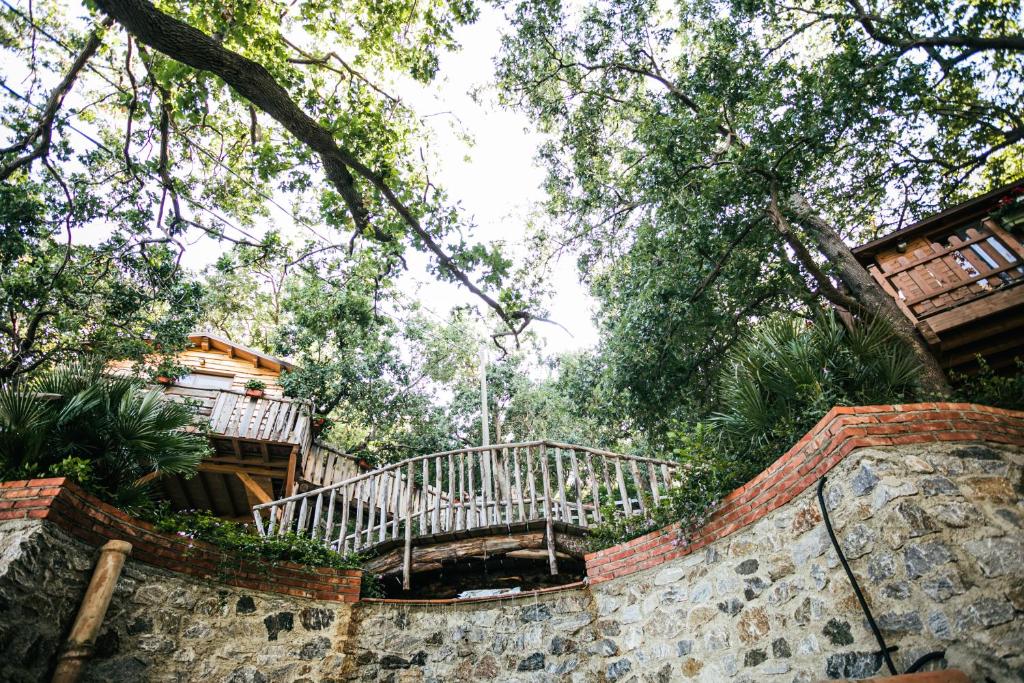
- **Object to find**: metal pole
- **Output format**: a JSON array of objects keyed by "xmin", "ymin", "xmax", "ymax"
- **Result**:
[{"xmin": 479, "ymin": 347, "xmax": 490, "ymax": 448}]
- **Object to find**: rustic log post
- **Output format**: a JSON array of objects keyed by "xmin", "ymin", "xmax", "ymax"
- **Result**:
[
  {"xmin": 540, "ymin": 444, "xmax": 558, "ymax": 576},
  {"xmin": 52, "ymin": 540, "xmax": 133, "ymax": 683},
  {"xmin": 403, "ymin": 461, "xmax": 414, "ymax": 591}
]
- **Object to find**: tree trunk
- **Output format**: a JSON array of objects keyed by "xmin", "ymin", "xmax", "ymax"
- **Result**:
[{"xmin": 785, "ymin": 193, "xmax": 952, "ymax": 397}]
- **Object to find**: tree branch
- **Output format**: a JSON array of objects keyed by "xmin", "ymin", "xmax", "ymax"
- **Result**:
[
  {"xmin": 93, "ymin": 0, "xmax": 524, "ymax": 332},
  {"xmin": 0, "ymin": 17, "xmax": 112, "ymax": 181}
]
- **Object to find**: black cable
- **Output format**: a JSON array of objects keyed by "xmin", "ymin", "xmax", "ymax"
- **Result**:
[
  {"xmin": 816, "ymin": 476, "xmax": 898, "ymax": 676},
  {"xmin": 905, "ymin": 651, "xmax": 946, "ymax": 673}
]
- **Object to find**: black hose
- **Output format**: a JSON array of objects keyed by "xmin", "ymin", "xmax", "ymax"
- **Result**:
[
  {"xmin": 816, "ymin": 476, "xmax": 898, "ymax": 676},
  {"xmin": 905, "ymin": 650, "xmax": 946, "ymax": 673}
]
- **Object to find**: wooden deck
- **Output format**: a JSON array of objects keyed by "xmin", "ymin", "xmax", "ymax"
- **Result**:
[
  {"xmin": 856, "ymin": 196, "xmax": 1024, "ymax": 374},
  {"xmin": 253, "ymin": 441, "xmax": 682, "ymax": 590}
]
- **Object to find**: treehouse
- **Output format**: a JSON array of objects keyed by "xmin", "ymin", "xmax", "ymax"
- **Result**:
[
  {"xmin": 853, "ymin": 181, "xmax": 1024, "ymax": 375},
  {"xmin": 112, "ymin": 333, "xmax": 365, "ymax": 520}
]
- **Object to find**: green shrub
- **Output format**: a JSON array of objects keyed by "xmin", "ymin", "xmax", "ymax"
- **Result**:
[
  {"xmin": 0, "ymin": 360, "xmax": 209, "ymax": 511},
  {"xmin": 146, "ymin": 506, "xmax": 381, "ymax": 595},
  {"xmin": 953, "ymin": 357, "xmax": 1024, "ymax": 411}
]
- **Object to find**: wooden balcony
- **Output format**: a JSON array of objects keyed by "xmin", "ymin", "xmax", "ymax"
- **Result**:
[
  {"xmin": 155, "ymin": 385, "xmax": 316, "ymax": 519},
  {"xmin": 854, "ymin": 184, "xmax": 1024, "ymax": 374}
]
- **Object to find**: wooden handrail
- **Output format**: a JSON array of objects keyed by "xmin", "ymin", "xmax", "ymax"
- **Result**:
[{"xmin": 252, "ymin": 441, "xmax": 683, "ymax": 590}]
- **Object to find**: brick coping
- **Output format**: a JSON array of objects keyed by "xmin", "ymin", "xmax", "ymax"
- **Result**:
[
  {"xmin": 584, "ymin": 402, "xmax": 1024, "ymax": 583},
  {"xmin": 0, "ymin": 478, "xmax": 361, "ymax": 602}
]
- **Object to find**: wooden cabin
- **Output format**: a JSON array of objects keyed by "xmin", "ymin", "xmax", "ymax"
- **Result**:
[
  {"xmin": 112, "ymin": 332, "xmax": 366, "ymax": 520},
  {"xmin": 852, "ymin": 181, "xmax": 1024, "ymax": 374}
]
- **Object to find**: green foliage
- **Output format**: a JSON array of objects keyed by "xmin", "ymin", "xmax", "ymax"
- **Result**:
[
  {"xmin": 146, "ymin": 506, "xmax": 381, "ymax": 595},
  {"xmin": 587, "ymin": 424, "xmax": 731, "ymax": 551},
  {"xmin": 953, "ymin": 358, "xmax": 1024, "ymax": 411},
  {"xmin": 244, "ymin": 379, "xmax": 267, "ymax": 391},
  {"xmin": 587, "ymin": 312, "xmax": 927, "ymax": 549},
  {"xmin": 0, "ymin": 360, "xmax": 209, "ymax": 510},
  {"xmin": 0, "ymin": 179, "xmax": 203, "ymax": 379},
  {"xmin": 712, "ymin": 311, "xmax": 923, "ymax": 473}
]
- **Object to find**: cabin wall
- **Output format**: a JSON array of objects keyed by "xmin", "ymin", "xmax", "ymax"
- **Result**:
[
  {"xmin": 176, "ymin": 346, "xmax": 286, "ymax": 397},
  {"xmin": 108, "ymin": 345, "xmax": 286, "ymax": 397}
]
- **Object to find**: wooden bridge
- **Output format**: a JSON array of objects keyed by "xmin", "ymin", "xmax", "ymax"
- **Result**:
[{"xmin": 252, "ymin": 441, "xmax": 682, "ymax": 589}]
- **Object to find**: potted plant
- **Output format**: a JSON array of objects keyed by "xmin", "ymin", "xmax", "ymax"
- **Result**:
[
  {"xmin": 151, "ymin": 359, "xmax": 188, "ymax": 386},
  {"xmin": 244, "ymin": 379, "xmax": 267, "ymax": 398},
  {"xmin": 311, "ymin": 415, "xmax": 332, "ymax": 435},
  {"xmin": 989, "ymin": 186, "xmax": 1024, "ymax": 231}
]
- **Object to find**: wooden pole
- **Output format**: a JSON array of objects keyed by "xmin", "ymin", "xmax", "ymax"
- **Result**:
[
  {"xmin": 52, "ymin": 541, "xmax": 133, "ymax": 683},
  {"xmin": 540, "ymin": 444, "xmax": 558, "ymax": 576},
  {"xmin": 403, "ymin": 461, "xmax": 414, "ymax": 591}
]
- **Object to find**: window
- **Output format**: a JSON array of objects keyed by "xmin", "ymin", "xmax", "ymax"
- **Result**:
[{"xmin": 176, "ymin": 372, "xmax": 234, "ymax": 390}]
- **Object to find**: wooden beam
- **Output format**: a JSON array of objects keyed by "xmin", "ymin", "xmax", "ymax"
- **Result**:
[
  {"xmin": 198, "ymin": 462, "xmax": 287, "ymax": 480},
  {"xmin": 236, "ymin": 471, "xmax": 273, "ymax": 506},
  {"xmin": 284, "ymin": 445, "xmax": 299, "ymax": 498}
]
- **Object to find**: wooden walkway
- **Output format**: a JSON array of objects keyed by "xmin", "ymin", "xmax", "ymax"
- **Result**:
[{"xmin": 253, "ymin": 441, "xmax": 682, "ymax": 589}]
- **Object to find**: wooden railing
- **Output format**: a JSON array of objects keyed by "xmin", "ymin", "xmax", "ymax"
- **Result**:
[
  {"xmin": 208, "ymin": 391, "xmax": 313, "ymax": 448},
  {"xmin": 867, "ymin": 219, "xmax": 1024, "ymax": 324},
  {"xmin": 252, "ymin": 441, "xmax": 681, "ymax": 589}
]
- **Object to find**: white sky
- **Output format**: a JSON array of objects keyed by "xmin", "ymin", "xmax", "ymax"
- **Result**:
[{"xmin": 393, "ymin": 6, "xmax": 599, "ymax": 355}]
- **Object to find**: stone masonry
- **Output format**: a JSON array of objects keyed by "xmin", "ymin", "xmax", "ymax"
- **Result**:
[
  {"xmin": 341, "ymin": 440, "xmax": 1024, "ymax": 683},
  {"xmin": 0, "ymin": 403, "xmax": 1021, "ymax": 682}
]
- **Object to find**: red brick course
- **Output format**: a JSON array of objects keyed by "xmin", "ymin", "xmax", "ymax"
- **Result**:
[
  {"xmin": 584, "ymin": 402, "xmax": 1024, "ymax": 583},
  {"xmin": 0, "ymin": 478, "xmax": 361, "ymax": 602}
]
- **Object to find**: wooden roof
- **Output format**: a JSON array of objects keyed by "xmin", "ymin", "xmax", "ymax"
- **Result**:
[
  {"xmin": 853, "ymin": 179, "xmax": 1024, "ymax": 262},
  {"xmin": 187, "ymin": 332, "xmax": 295, "ymax": 373}
]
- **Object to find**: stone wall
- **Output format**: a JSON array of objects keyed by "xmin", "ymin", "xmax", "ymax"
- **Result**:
[
  {"xmin": 1, "ymin": 403, "xmax": 1021, "ymax": 682},
  {"xmin": 0, "ymin": 518, "xmax": 356, "ymax": 682},
  {"xmin": 340, "ymin": 439, "xmax": 1024, "ymax": 683},
  {"xmin": 0, "ymin": 478, "xmax": 360, "ymax": 683}
]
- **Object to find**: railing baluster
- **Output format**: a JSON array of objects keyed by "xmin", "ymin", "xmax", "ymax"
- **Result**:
[
  {"xmin": 391, "ymin": 470, "xmax": 401, "ymax": 539},
  {"xmin": 554, "ymin": 447, "xmax": 568, "ymax": 523},
  {"xmin": 376, "ymin": 472, "xmax": 389, "ymax": 543},
  {"xmin": 569, "ymin": 449, "xmax": 586, "ymax": 527},
  {"xmin": 614, "ymin": 459, "xmax": 631, "ymax": 517},
  {"xmin": 365, "ymin": 475, "xmax": 377, "ymax": 547},
  {"xmin": 662, "ymin": 463, "xmax": 673, "ymax": 491},
  {"xmin": 457, "ymin": 452, "xmax": 466, "ymax": 531},
  {"xmin": 501, "ymin": 447, "xmax": 513, "ymax": 524},
  {"xmin": 252, "ymin": 505, "xmax": 266, "ymax": 536},
  {"xmin": 323, "ymin": 488, "xmax": 337, "ymax": 546},
  {"xmin": 420, "ymin": 459, "xmax": 429, "ymax": 532},
  {"xmin": 585, "ymin": 452, "xmax": 601, "ymax": 525},
  {"xmin": 280, "ymin": 499, "xmax": 295, "ymax": 536},
  {"xmin": 513, "ymin": 447, "xmax": 525, "ymax": 522},
  {"xmin": 311, "ymin": 492, "xmax": 323, "ymax": 540},
  {"xmin": 527, "ymin": 446, "xmax": 537, "ymax": 519},
  {"xmin": 648, "ymin": 462, "xmax": 661, "ymax": 507},
  {"xmin": 479, "ymin": 450, "xmax": 491, "ymax": 527},
  {"xmin": 629, "ymin": 459, "xmax": 648, "ymax": 516},
  {"xmin": 447, "ymin": 454, "xmax": 455, "ymax": 533},
  {"xmin": 267, "ymin": 504, "xmax": 277, "ymax": 535},
  {"xmin": 467, "ymin": 450, "xmax": 477, "ymax": 530},
  {"xmin": 353, "ymin": 480, "xmax": 365, "ymax": 552},
  {"xmin": 432, "ymin": 456, "xmax": 442, "ymax": 534},
  {"xmin": 339, "ymin": 483, "xmax": 351, "ymax": 553}
]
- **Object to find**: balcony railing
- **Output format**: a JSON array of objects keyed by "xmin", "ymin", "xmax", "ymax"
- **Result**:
[
  {"xmin": 208, "ymin": 390, "xmax": 312, "ymax": 449},
  {"xmin": 252, "ymin": 441, "xmax": 681, "ymax": 589},
  {"xmin": 868, "ymin": 219, "xmax": 1023, "ymax": 324}
]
